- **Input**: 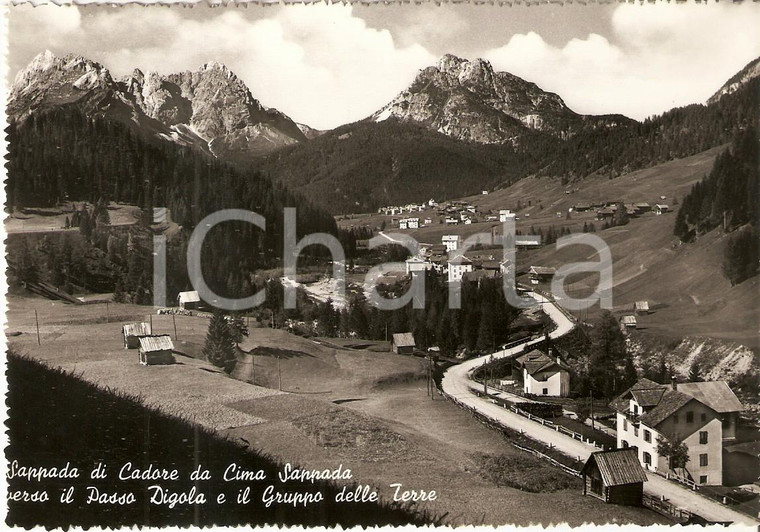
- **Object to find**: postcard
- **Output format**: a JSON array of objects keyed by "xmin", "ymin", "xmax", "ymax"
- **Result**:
[{"xmin": 3, "ymin": 1, "xmax": 759, "ymax": 529}]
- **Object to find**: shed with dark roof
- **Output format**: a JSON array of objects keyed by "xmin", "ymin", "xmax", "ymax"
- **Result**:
[{"xmin": 581, "ymin": 449, "xmax": 647, "ymax": 506}]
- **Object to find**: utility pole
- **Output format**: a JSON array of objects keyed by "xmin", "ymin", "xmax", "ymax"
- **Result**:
[
  {"xmin": 149, "ymin": 313, "xmax": 153, "ymax": 334},
  {"xmin": 106, "ymin": 301, "xmax": 110, "ymax": 323},
  {"xmin": 172, "ymin": 314, "xmax": 178, "ymax": 340},
  {"xmin": 277, "ymin": 356, "xmax": 282, "ymax": 391},
  {"xmin": 34, "ymin": 309, "xmax": 41, "ymax": 346}
]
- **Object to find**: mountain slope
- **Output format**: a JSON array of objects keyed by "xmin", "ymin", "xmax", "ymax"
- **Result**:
[
  {"xmin": 370, "ymin": 54, "xmax": 631, "ymax": 144},
  {"xmin": 708, "ymin": 56, "xmax": 760, "ymax": 104},
  {"xmin": 9, "ymin": 51, "xmax": 307, "ymax": 156},
  {"xmin": 257, "ymin": 119, "xmax": 551, "ymax": 214}
]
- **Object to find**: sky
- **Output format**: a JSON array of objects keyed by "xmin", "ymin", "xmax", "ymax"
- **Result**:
[{"xmin": 8, "ymin": 2, "xmax": 760, "ymax": 130}]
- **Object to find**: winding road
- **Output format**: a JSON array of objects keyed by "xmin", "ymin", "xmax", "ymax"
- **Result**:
[{"xmin": 441, "ymin": 292, "xmax": 758, "ymax": 527}]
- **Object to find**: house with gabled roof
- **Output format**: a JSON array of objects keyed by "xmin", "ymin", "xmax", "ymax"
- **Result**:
[
  {"xmin": 514, "ymin": 348, "xmax": 570, "ymax": 397},
  {"xmin": 610, "ymin": 378, "xmax": 744, "ymax": 486}
]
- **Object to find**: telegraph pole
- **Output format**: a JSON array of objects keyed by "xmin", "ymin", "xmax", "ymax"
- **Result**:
[
  {"xmin": 277, "ymin": 356, "xmax": 282, "ymax": 391},
  {"xmin": 172, "ymin": 314, "xmax": 178, "ymax": 340},
  {"xmin": 34, "ymin": 309, "xmax": 41, "ymax": 345}
]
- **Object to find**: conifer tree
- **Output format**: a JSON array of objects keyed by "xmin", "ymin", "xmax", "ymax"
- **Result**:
[{"xmin": 203, "ymin": 309, "xmax": 237, "ymax": 373}]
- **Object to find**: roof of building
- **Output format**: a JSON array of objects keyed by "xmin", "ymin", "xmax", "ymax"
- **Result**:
[
  {"xmin": 122, "ymin": 322, "xmax": 151, "ymax": 337},
  {"xmin": 481, "ymin": 260, "xmax": 502, "ymax": 270},
  {"xmin": 449, "ymin": 255, "xmax": 473, "ymax": 265},
  {"xmin": 516, "ymin": 349, "xmax": 569, "ymax": 375},
  {"xmin": 178, "ymin": 290, "xmax": 200, "ymax": 304},
  {"xmin": 620, "ymin": 315, "xmax": 638, "ymax": 325},
  {"xmin": 529, "ymin": 266, "xmax": 556, "ymax": 276},
  {"xmin": 609, "ymin": 378, "xmax": 740, "ymax": 428},
  {"xmin": 634, "ymin": 301, "xmax": 650, "ymax": 311},
  {"xmin": 581, "ymin": 449, "xmax": 648, "ymax": 486},
  {"xmin": 392, "ymin": 332, "xmax": 416, "ymax": 348},
  {"xmin": 516, "ymin": 236, "xmax": 542, "ymax": 246},
  {"xmin": 138, "ymin": 335, "xmax": 174, "ymax": 353},
  {"xmin": 655, "ymin": 204, "xmax": 670, "ymax": 210},
  {"xmin": 676, "ymin": 381, "xmax": 744, "ymax": 413}
]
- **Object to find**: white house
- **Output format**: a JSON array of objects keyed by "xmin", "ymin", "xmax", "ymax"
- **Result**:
[
  {"xmin": 447, "ymin": 255, "xmax": 473, "ymax": 283},
  {"xmin": 654, "ymin": 204, "xmax": 670, "ymax": 215},
  {"xmin": 515, "ymin": 349, "xmax": 570, "ymax": 397},
  {"xmin": 499, "ymin": 209, "xmax": 515, "ymax": 223},
  {"xmin": 442, "ymin": 234, "xmax": 461, "ymax": 252},
  {"xmin": 405, "ymin": 257, "xmax": 431, "ymax": 275},
  {"xmin": 611, "ymin": 379, "xmax": 744, "ymax": 486},
  {"xmin": 407, "ymin": 217, "xmax": 420, "ymax": 229},
  {"xmin": 445, "ymin": 217, "xmax": 459, "ymax": 225}
]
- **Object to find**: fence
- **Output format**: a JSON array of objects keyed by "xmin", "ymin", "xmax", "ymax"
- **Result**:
[
  {"xmin": 642, "ymin": 493, "xmax": 695, "ymax": 522},
  {"xmin": 441, "ymin": 385, "xmax": 591, "ymax": 472}
]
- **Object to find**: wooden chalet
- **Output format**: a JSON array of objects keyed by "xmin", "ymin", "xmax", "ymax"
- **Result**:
[
  {"xmin": 122, "ymin": 322, "xmax": 151, "ymax": 349},
  {"xmin": 391, "ymin": 333, "xmax": 416, "ymax": 355},
  {"xmin": 620, "ymin": 315, "xmax": 638, "ymax": 329},
  {"xmin": 634, "ymin": 301, "xmax": 650, "ymax": 315},
  {"xmin": 528, "ymin": 266, "xmax": 556, "ymax": 284},
  {"xmin": 581, "ymin": 449, "xmax": 647, "ymax": 506},
  {"xmin": 138, "ymin": 335, "xmax": 175, "ymax": 366},
  {"xmin": 177, "ymin": 290, "xmax": 201, "ymax": 310}
]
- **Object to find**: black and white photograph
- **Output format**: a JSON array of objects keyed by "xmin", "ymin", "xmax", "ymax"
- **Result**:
[{"xmin": 2, "ymin": 1, "xmax": 760, "ymax": 529}]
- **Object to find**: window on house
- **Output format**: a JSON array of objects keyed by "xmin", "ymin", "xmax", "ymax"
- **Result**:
[
  {"xmin": 542, "ymin": 388, "xmax": 548, "ymax": 395},
  {"xmin": 700, "ymin": 412, "xmax": 707, "ymax": 422},
  {"xmin": 699, "ymin": 431, "xmax": 708, "ymax": 444},
  {"xmin": 687, "ymin": 411, "xmax": 694, "ymax": 423},
  {"xmin": 644, "ymin": 430, "xmax": 651, "ymax": 443},
  {"xmin": 699, "ymin": 475, "xmax": 708, "ymax": 484},
  {"xmin": 621, "ymin": 440, "xmax": 629, "ymax": 448},
  {"xmin": 634, "ymin": 426, "xmax": 639, "ymax": 437},
  {"xmin": 699, "ymin": 454, "xmax": 708, "ymax": 467},
  {"xmin": 623, "ymin": 419, "xmax": 628, "ymax": 431},
  {"xmin": 633, "ymin": 404, "xmax": 639, "ymax": 415},
  {"xmin": 643, "ymin": 452, "xmax": 652, "ymax": 466},
  {"xmin": 722, "ymin": 416, "xmax": 730, "ymax": 428}
]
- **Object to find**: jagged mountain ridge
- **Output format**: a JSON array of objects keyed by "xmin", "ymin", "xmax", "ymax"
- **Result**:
[
  {"xmin": 370, "ymin": 54, "xmax": 632, "ymax": 144},
  {"xmin": 708, "ymin": 56, "xmax": 760, "ymax": 104},
  {"xmin": 9, "ymin": 50, "xmax": 308, "ymax": 156}
]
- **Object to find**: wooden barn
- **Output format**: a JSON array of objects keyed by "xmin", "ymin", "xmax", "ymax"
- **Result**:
[
  {"xmin": 177, "ymin": 290, "xmax": 201, "ymax": 310},
  {"xmin": 581, "ymin": 449, "xmax": 647, "ymax": 506},
  {"xmin": 620, "ymin": 315, "xmax": 638, "ymax": 329},
  {"xmin": 634, "ymin": 301, "xmax": 650, "ymax": 315},
  {"xmin": 138, "ymin": 335, "xmax": 175, "ymax": 366},
  {"xmin": 122, "ymin": 322, "xmax": 151, "ymax": 349},
  {"xmin": 391, "ymin": 333, "xmax": 416, "ymax": 355}
]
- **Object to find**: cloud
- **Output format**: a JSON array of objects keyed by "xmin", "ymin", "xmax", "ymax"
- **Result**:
[
  {"xmin": 484, "ymin": 3, "xmax": 760, "ymax": 120},
  {"xmin": 9, "ymin": 4, "xmax": 435, "ymax": 129}
]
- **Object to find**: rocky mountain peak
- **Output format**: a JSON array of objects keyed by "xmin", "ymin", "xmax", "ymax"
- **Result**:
[{"xmin": 371, "ymin": 53, "xmax": 612, "ymax": 143}]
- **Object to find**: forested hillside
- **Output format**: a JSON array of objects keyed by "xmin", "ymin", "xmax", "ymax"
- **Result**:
[
  {"xmin": 673, "ymin": 127, "xmax": 759, "ymax": 285},
  {"xmin": 256, "ymin": 119, "xmax": 548, "ymax": 214},
  {"xmin": 6, "ymin": 107, "xmax": 338, "ymax": 302},
  {"xmin": 6, "ymin": 107, "xmax": 336, "ymax": 248}
]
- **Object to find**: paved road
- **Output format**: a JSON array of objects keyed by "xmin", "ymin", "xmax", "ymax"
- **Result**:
[{"xmin": 441, "ymin": 292, "xmax": 758, "ymax": 527}]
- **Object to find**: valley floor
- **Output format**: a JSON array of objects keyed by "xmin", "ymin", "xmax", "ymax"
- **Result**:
[{"xmin": 5, "ymin": 295, "xmax": 666, "ymax": 527}]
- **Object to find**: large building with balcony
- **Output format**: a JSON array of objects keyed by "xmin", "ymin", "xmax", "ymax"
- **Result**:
[{"xmin": 610, "ymin": 378, "xmax": 743, "ymax": 486}]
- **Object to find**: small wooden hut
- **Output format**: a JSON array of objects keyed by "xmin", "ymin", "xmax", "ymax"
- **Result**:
[
  {"xmin": 122, "ymin": 322, "xmax": 151, "ymax": 349},
  {"xmin": 581, "ymin": 449, "xmax": 647, "ymax": 506},
  {"xmin": 138, "ymin": 335, "xmax": 175, "ymax": 366}
]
